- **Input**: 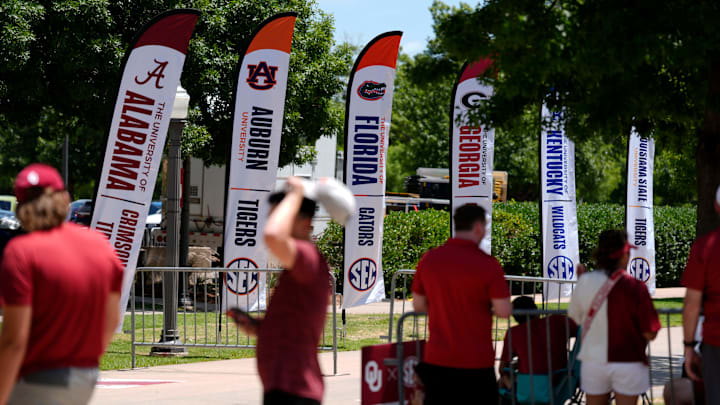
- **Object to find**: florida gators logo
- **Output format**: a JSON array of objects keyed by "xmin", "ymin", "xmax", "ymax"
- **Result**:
[
  {"xmin": 358, "ymin": 81, "xmax": 386, "ymax": 100},
  {"xmin": 247, "ymin": 61, "xmax": 278, "ymax": 90}
]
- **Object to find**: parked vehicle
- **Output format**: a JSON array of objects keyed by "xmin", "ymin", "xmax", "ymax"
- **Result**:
[
  {"xmin": 67, "ymin": 199, "xmax": 93, "ymax": 226},
  {"xmin": 0, "ymin": 195, "xmax": 17, "ymax": 212}
]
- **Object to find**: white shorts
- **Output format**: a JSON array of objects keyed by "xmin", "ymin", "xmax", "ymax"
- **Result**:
[{"xmin": 580, "ymin": 361, "xmax": 649, "ymax": 396}]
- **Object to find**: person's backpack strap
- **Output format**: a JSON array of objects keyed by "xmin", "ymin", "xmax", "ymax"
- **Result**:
[{"xmin": 580, "ymin": 270, "xmax": 623, "ymax": 342}]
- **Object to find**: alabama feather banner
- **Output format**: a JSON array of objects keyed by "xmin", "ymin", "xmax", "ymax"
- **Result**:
[{"xmin": 90, "ymin": 9, "xmax": 200, "ymax": 321}]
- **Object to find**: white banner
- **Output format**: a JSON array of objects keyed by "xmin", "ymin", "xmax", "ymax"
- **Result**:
[
  {"xmin": 540, "ymin": 105, "xmax": 580, "ymax": 299},
  {"xmin": 90, "ymin": 10, "xmax": 199, "ymax": 321},
  {"xmin": 450, "ymin": 60, "xmax": 495, "ymax": 253},
  {"xmin": 222, "ymin": 13, "xmax": 297, "ymax": 311},
  {"xmin": 626, "ymin": 130, "xmax": 655, "ymax": 294},
  {"xmin": 342, "ymin": 32, "xmax": 402, "ymax": 308}
]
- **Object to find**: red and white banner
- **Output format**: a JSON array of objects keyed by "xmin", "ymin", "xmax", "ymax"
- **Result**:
[
  {"xmin": 449, "ymin": 60, "xmax": 495, "ymax": 254},
  {"xmin": 361, "ymin": 340, "xmax": 424, "ymax": 405},
  {"xmin": 90, "ymin": 10, "xmax": 199, "ymax": 320},
  {"xmin": 626, "ymin": 129, "xmax": 655, "ymax": 294},
  {"xmin": 222, "ymin": 13, "xmax": 297, "ymax": 311},
  {"xmin": 342, "ymin": 32, "xmax": 402, "ymax": 308}
]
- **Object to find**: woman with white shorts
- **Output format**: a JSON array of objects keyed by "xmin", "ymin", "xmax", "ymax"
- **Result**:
[{"xmin": 569, "ymin": 230, "xmax": 661, "ymax": 405}]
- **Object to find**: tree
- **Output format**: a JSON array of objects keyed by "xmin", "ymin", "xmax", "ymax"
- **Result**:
[
  {"xmin": 431, "ymin": 0, "xmax": 719, "ymax": 234},
  {"xmin": 0, "ymin": 0, "xmax": 351, "ymax": 195}
]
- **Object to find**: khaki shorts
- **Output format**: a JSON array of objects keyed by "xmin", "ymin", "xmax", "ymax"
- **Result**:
[{"xmin": 8, "ymin": 367, "xmax": 98, "ymax": 405}]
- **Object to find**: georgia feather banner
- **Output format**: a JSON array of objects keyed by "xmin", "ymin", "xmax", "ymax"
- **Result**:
[
  {"xmin": 626, "ymin": 129, "xmax": 656, "ymax": 294},
  {"xmin": 342, "ymin": 32, "xmax": 402, "ymax": 308},
  {"xmin": 90, "ymin": 9, "xmax": 199, "ymax": 321},
  {"xmin": 449, "ymin": 60, "xmax": 495, "ymax": 254},
  {"xmin": 222, "ymin": 12, "xmax": 297, "ymax": 311},
  {"xmin": 540, "ymin": 105, "xmax": 580, "ymax": 299}
]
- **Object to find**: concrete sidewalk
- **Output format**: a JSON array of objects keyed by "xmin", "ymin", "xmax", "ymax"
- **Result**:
[
  {"xmin": 90, "ymin": 350, "xmax": 361, "ymax": 405},
  {"xmin": 90, "ymin": 326, "xmax": 684, "ymax": 404}
]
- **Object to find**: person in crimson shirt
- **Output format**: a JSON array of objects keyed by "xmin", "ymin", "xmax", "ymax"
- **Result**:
[
  {"xmin": 568, "ymin": 230, "xmax": 660, "ymax": 405},
  {"xmin": 499, "ymin": 296, "xmax": 578, "ymax": 389},
  {"xmin": 0, "ymin": 164, "xmax": 123, "ymax": 405},
  {"xmin": 233, "ymin": 177, "xmax": 331, "ymax": 405},
  {"xmin": 411, "ymin": 204, "xmax": 511, "ymax": 405},
  {"xmin": 682, "ymin": 185, "xmax": 720, "ymax": 404}
]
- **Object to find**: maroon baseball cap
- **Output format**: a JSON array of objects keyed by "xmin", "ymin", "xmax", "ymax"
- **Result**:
[{"xmin": 14, "ymin": 163, "xmax": 65, "ymax": 203}]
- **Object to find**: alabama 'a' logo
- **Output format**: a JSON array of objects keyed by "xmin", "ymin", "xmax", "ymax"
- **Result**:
[{"xmin": 247, "ymin": 62, "xmax": 278, "ymax": 90}]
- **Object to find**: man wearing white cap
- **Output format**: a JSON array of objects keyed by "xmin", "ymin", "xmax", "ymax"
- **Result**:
[
  {"xmin": 0, "ymin": 164, "xmax": 124, "ymax": 405},
  {"xmin": 682, "ymin": 185, "xmax": 720, "ymax": 403},
  {"xmin": 231, "ymin": 176, "xmax": 354, "ymax": 405}
]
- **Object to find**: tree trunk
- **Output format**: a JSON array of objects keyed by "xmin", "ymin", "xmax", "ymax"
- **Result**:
[{"xmin": 696, "ymin": 59, "xmax": 720, "ymax": 236}]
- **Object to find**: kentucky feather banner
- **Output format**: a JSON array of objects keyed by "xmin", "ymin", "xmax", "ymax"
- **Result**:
[
  {"xmin": 540, "ymin": 105, "xmax": 580, "ymax": 299},
  {"xmin": 342, "ymin": 31, "xmax": 402, "ymax": 308},
  {"xmin": 222, "ymin": 12, "xmax": 297, "ymax": 311},
  {"xmin": 90, "ymin": 9, "xmax": 200, "ymax": 321}
]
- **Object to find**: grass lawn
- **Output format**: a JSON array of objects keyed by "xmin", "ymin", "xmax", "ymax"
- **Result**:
[{"xmin": 0, "ymin": 297, "xmax": 684, "ymax": 371}]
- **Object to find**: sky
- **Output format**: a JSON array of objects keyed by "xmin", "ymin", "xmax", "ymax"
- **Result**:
[{"xmin": 315, "ymin": 0, "xmax": 468, "ymax": 55}]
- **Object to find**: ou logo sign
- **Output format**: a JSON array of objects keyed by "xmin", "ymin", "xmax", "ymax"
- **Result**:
[
  {"xmin": 629, "ymin": 257, "xmax": 651, "ymax": 282},
  {"xmin": 548, "ymin": 256, "xmax": 574, "ymax": 280},
  {"xmin": 364, "ymin": 360, "xmax": 382, "ymax": 393},
  {"xmin": 225, "ymin": 258, "xmax": 259, "ymax": 295},
  {"xmin": 349, "ymin": 258, "xmax": 377, "ymax": 291}
]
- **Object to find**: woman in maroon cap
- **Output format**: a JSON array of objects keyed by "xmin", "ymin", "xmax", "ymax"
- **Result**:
[
  {"xmin": 0, "ymin": 164, "xmax": 124, "ymax": 405},
  {"xmin": 569, "ymin": 230, "xmax": 661, "ymax": 405}
]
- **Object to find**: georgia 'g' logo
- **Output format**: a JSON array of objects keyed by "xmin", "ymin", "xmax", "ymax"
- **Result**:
[
  {"xmin": 225, "ymin": 257, "xmax": 259, "ymax": 295},
  {"xmin": 548, "ymin": 255, "xmax": 574, "ymax": 280},
  {"xmin": 349, "ymin": 258, "xmax": 377, "ymax": 291},
  {"xmin": 629, "ymin": 257, "xmax": 651, "ymax": 282},
  {"xmin": 358, "ymin": 81, "xmax": 387, "ymax": 100},
  {"xmin": 461, "ymin": 91, "xmax": 487, "ymax": 109},
  {"xmin": 247, "ymin": 61, "xmax": 278, "ymax": 90}
]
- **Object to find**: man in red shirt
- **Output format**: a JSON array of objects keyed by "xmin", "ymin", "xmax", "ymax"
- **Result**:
[
  {"xmin": 412, "ymin": 204, "xmax": 511, "ymax": 404},
  {"xmin": 682, "ymin": 185, "xmax": 720, "ymax": 404},
  {"xmin": 234, "ymin": 177, "xmax": 331, "ymax": 405},
  {"xmin": 499, "ymin": 296, "xmax": 578, "ymax": 387},
  {"xmin": 0, "ymin": 164, "xmax": 123, "ymax": 405}
]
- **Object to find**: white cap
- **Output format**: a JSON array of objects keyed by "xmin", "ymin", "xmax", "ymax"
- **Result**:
[
  {"xmin": 716, "ymin": 185, "xmax": 720, "ymax": 205},
  {"xmin": 292, "ymin": 178, "xmax": 356, "ymax": 226}
]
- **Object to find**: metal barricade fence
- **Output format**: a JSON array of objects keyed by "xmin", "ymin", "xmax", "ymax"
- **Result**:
[
  {"xmin": 130, "ymin": 267, "xmax": 338, "ymax": 375},
  {"xmin": 387, "ymin": 270, "xmax": 579, "ymax": 343},
  {"xmin": 394, "ymin": 308, "xmax": 688, "ymax": 405}
]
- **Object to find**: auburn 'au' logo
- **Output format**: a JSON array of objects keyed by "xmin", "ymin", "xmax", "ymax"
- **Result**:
[
  {"xmin": 358, "ymin": 81, "xmax": 387, "ymax": 100},
  {"xmin": 247, "ymin": 62, "xmax": 278, "ymax": 90}
]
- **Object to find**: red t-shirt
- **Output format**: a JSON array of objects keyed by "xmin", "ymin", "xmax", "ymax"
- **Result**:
[
  {"xmin": 256, "ymin": 240, "xmax": 331, "ymax": 402},
  {"xmin": 501, "ymin": 315, "xmax": 578, "ymax": 374},
  {"xmin": 411, "ymin": 238, "xmax": 510, "ymax": 369},
  {"xmin": 607, "ymin": 273, "xmax": 661, "ymax": 362},
  {"xmin": 682, "ymin": 226, "xmax": 720, "ymax": 346},
  {"xmin": 0, "ymin": 222, "xmax": 124, "ymax": 377}
]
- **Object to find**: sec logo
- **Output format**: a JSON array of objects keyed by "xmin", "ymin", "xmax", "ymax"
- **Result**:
[
  {"xmin": 548, "ymin": 255, "xmax": 574, "ymax": 280},
  {"xmin": 629, "ymin": 257, "xmax": 651, "ymax": 282},
  {"xmin": 349, "ymin": 258, "xmax": 377, "ymax": 291},
  {"xmin": 225, "ymin": 258, "xmax": 259, "ymax": 295}
]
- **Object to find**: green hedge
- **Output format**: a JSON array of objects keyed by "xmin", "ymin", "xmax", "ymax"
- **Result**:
[{"xmin": 316, "ymin": 202, "xmax": 696, "ymax": 297}]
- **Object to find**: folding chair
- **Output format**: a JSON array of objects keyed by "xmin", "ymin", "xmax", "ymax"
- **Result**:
[{"xmin": 499, "ymin": 328, "xmax": 584, "ymax": 405}]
